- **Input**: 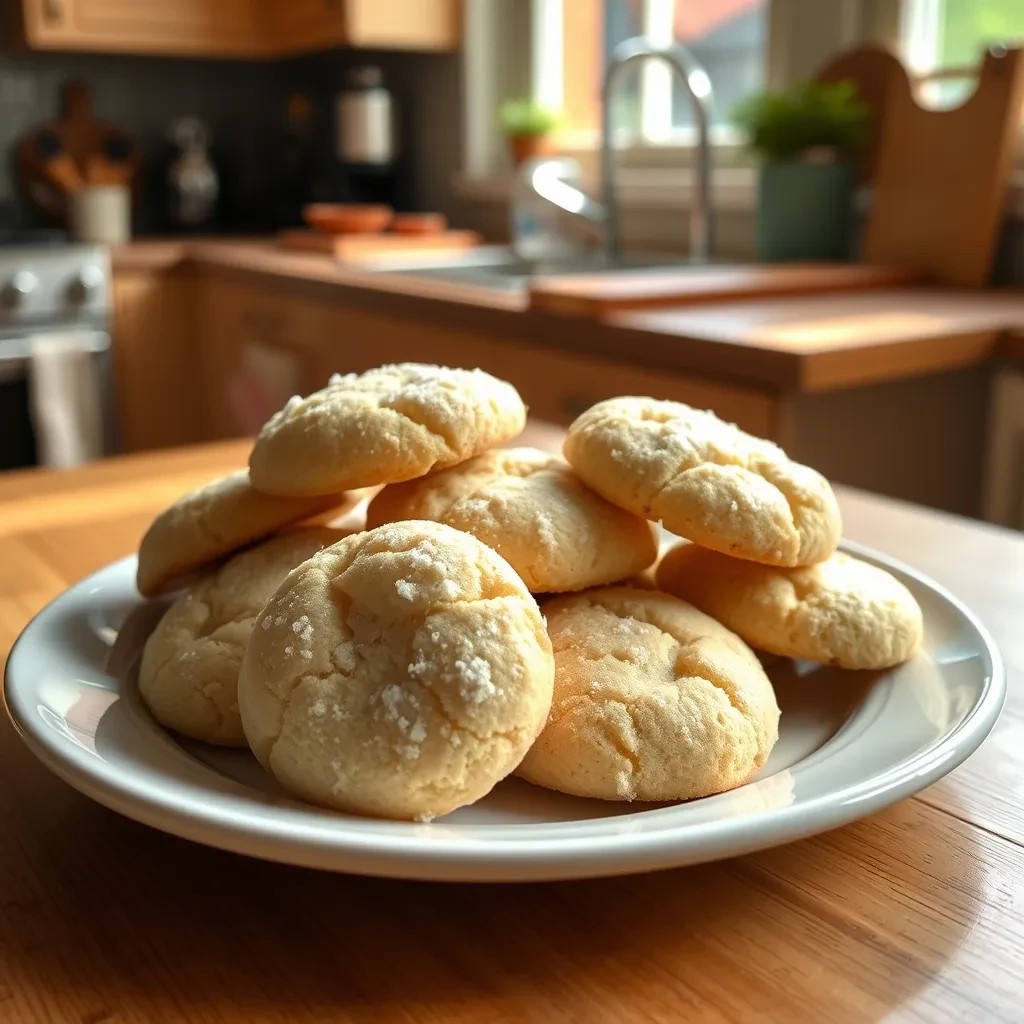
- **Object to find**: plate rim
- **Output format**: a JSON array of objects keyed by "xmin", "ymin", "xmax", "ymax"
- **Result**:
[{"xmin": 3, "ymin": 540, "xmax": 1006, "ymax": 881}]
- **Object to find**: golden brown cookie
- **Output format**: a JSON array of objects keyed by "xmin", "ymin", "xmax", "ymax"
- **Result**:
[
  {"xmin": 238, "ymin": 520, "xmax": 554, "ymax": 821},
  {"xmin": 366, "ymin": 447, "xmax": 658, "ymax": 593},
  {"xmin": 563, "ymin": 397, "xmax": 841, "ymax": 567},
  {"xmin": 248, "ymin": 363, "xmax": 526, "ymax": 496},
  {"xmin": 136, "ymin": 470, "xmax": 349, "ymax": 597},
  {"xmin": 517, "ymin": 587, "xmax": 779, "ymax": 802},
  {"xmin": 138, "ymin": 529, "xmax": 343, "ymax": 746},
  {"xmin": 656, "ymin": 543, "xmax": 923, "ymax": 669}
]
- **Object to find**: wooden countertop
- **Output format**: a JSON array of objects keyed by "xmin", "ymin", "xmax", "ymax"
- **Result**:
[
  {"xmin": 110, "ymin": 239, "xmax": 1024, "ymax": 392},
  {"xmin": 609, "ymin": 287, "xmax": 1024, "ymax": 390},
  {"xmin": 3, "ymin": 434, "xmax": 1024, "ymax": 1023}
]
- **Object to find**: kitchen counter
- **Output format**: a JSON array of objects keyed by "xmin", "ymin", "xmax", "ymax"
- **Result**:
[
  {"xmin": 2, "ymin": 434, "xmax": 1023, "ymax": 1023},
  {"xmin": 111, "ymin": 239, "xmax": 1024, "ymax": 393}
]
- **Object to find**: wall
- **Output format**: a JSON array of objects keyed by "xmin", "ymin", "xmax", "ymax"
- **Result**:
[
  {"xmin": 0, "ymin": 46, "xmax": 292, "ymax": 231},
  {"xmin": 0, "ymin": 13, "xmax": 462, "ymax": 233}
]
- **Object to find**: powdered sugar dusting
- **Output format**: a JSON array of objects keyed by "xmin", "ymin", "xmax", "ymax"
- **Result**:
[
  {"xmin": 455, "ymin": 655, "xmax": 496, "ymax": 703},
  {"xmin": 395, "ymin": 578, "xmax": 416, "ymax": 601}
]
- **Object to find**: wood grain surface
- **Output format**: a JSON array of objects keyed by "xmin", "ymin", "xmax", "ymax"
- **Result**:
[
  {"xmin": 108, "ymin": 240, "xmax": 1024, "ymax": 393},
  {"xmin": 2, "ymin": 430, "xmax": 1023, "ymax": 1023},
  {"xmin": 527, "ymin": 262, "xmax": 924, "ymax": 317}
]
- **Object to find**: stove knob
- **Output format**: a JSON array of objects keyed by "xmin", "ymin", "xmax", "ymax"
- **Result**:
[
  {"xmin": 3, "ymin": 271, "xmax": 38, "ymax": 307},
  {"xmin": 68, "ymin": 264, "xmax": 105, "ymax": 304}
]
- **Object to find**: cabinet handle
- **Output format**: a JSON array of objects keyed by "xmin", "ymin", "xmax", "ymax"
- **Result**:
[{"xmin": 43, "ymin": 0, "xmax": 63, "ymax": 21}]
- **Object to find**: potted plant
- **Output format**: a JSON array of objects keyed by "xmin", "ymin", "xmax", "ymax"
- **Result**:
[
  {"xmin": 500, "ymin": 98, "xmax": 559, "ymax": 167},
  {"xmin": 732, "ymin": 80, "xmax": 868, "ymax": 261}
]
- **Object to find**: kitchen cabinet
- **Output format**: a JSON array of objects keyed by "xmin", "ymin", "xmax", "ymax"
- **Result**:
[
  {"xmin": 265, "ymin": 0, "xmax": 461, "ymax": 55},
  {"xmin": 19, "ymin": 0, "xmax": 263, "ymax": 58},
  {"xmin": 112, "ymin": 267, "xmax": 204, "ymax": 452},
  {"xmin": 195, "ymin": 273, "xmax": 338, "ymax": 440},
  {"xmin": 17, "ymin": 0, "xmax": 461, "ymax": 56},
  {"xmin": 192, "ymin": 269, "xmax": 776, "ymax": 444}
]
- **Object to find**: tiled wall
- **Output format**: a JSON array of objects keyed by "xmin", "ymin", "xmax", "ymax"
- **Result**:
[{"xmin": 0, "ymin": 18, "xmax": 461, "ymax": 233}]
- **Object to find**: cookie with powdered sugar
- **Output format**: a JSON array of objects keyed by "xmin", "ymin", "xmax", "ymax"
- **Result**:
[
  {"xmin": 248, "ymin": 363, "xmax": 526, "ymax": 497},
  {"xmin": 366, "ymin": 447, "xmax": 658, "ymax": 593},
  {"xmin": 238, "ymin": 519, "xmax": 554, "ymax": 821},
  {"xmin": 138, "ymin": 529, "xmax": 345, "ymax": 746}
]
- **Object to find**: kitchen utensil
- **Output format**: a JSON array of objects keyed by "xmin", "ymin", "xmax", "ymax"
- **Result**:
[
  {"xmin": 17, "ymin": 81, "xmax": 138, "ymax": 222},
  {"xmin": 278, "ymin": 228, "xmax": 481, "ymax": 263},
  {"xmin": 3, "ymin": 538, "xmax": 1003, "ymax": 881},
  {"xmin": 303, "ymin": 203, "xmax": 393, "ymax": 234}
]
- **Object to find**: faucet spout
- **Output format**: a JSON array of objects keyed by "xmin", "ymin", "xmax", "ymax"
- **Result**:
[{"xmin": 601, "ymin": 37, "xmax": 714, "ymax": 264}]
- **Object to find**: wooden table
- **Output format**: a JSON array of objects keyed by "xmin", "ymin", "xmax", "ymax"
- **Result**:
[{"xmin": 2, "ymin": 434, "xmax": 1023, "ymax": 1023}]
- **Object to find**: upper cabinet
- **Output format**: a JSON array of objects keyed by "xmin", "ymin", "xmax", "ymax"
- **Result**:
[
  {"xmin": 16, "ymin": 0, "xmax": 461, "ymax": 57},
  {"xmin": 19, "ymin": 0, "xmax": 264, "ymax": 58},
  {"xmin": 266, "ymin": 0, "xmax": 460, "ymax": 55}
]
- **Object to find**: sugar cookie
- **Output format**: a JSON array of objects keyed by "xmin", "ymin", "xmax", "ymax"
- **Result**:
[
  {"xmin": 238, "ymin": 520, "xmax": 554, "ymax": 821},
  {"xmin": 518, "ymin": 587, "xmax": 779, "ymax": 802},
  {"xmin": 657, "ymin": 544, "xmax": 923, "ymax": 669},
  {"xmin": 138, "ymin": 529, "xmax": 343, "ymax": 745},
  {"xmin": 563, "ymin": 397, "xmax": 841, "ymax": 567},
  {"xmin": 248, "ymin": 363, "xmax": 526, "ymax": 497},
  {"xmin": 366, "ymin": 447, "xmax": 658, "ymax": 593},
  {"xmin": 136, "ymin": 470, "xmax": 348, "ymax": 597}
]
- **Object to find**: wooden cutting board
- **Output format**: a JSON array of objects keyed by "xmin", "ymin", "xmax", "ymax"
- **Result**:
[
  {"xmin": 278, "ymin": 229, "xmax": 482, "ymax": 264},
  {"xmin": 528, "ymin": 262, "xmax": 924, "ymax": 317},
  {"xmin": 818, "ymin": 44, "xmax": 1024, "ymax": 288}
]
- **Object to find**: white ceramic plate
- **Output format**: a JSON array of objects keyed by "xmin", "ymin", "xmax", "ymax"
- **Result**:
[{"xmin": 4, "ymin": 542, "xmax": 1004, "ymax": 882}]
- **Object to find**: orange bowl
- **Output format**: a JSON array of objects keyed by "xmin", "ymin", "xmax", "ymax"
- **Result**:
[{"xmin": 303, "ymin": 203, "xmax": 393, "ymax": 235}]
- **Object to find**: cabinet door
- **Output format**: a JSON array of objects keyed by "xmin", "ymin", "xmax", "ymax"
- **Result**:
[
  {"xmin": 261, "ymin": 0, "xmax": 346, "ymax": 55},
  {"xmin": 344, "ymin": 0, "xmax": 460, "ymax": 50},
  {"xmin": 22, "ymin": 0, "xmax": 262, "ymax": 57},
  {"xmin": 198, "ymin": 274, "xmax": 330, "ymax": 441},
  {"xmin": 112, "ymin": 269, "xmax": 204, "ymax": 453}
]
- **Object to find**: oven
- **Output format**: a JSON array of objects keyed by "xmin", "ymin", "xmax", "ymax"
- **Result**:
[{"xmin": 0, "ymin": 245, "xmax": 116, "ymax": 471}]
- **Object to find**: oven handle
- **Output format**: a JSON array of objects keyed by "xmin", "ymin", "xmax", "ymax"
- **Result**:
[{"xmin": 0, "ymin": 331, "xmax": 110, "ymax": 373}]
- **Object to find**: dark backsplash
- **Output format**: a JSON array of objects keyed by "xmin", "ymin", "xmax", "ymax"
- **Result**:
[{"xmin": 0, "ymin": 30, "xmax": 461, "ymax": 234}]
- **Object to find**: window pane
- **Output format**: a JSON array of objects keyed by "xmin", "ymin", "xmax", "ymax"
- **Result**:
[
  {"xmin": 903, "ymin": 0, "xmax": 1024, "ymax": 107},
  {"xmin": 600, "ymin": 0, "xmax": 768, "ymax": 134},
  {"xmin": 669, "ymin": 0, "xmax": 767, "ymax": 129}
]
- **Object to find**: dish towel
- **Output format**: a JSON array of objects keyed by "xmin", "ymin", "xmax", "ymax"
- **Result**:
[{"xmin": 27, "ymin": 331, "xmax": 106, "ymax": 468}]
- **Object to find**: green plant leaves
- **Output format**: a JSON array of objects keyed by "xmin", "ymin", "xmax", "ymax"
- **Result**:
[{"xmin": 731, "ymin": 79, "xmax": 869, "ymax": 162}]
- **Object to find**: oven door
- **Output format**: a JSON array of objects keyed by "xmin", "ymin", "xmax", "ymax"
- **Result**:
[{"xmin": 0, "ymin": 330, "xmax": 116, "ymax": 471}]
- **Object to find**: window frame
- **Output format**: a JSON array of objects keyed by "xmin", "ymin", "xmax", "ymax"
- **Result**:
[{"xmin": 461, "ymin": 0, "xmax": 901, "ymax": 182}]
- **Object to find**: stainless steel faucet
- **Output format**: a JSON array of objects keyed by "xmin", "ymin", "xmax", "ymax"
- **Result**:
[
  {"xmin": 601, "ymin": 37, "xmax": 714, "ymax": 263},
  {"xmin": 519, "ymin": 36, "xmax": 714, "ymax": 267}
]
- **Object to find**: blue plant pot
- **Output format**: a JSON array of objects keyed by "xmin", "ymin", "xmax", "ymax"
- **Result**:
[{"xmin": 756, "ymin": 160, "xmax": 855, "ymax": 262}]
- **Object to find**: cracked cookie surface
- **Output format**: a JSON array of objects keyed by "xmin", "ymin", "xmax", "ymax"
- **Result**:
[
  {"xmin": 657, "ymin": 544, "xmax": 923, "ymax": 669},
  {"xmin": 136, "ymin": 470, "xmax": 350, "ymax": 597},
  {"xmin": 366, "ymin": 446, "xmax": 658, "ymax": 593},
  {"xmin": 517, "ymin": 587, "xmax": 779, "ymax": 802},
  {"xmin": 238, "ymin": 520, "xmax": 554, "ymax": 821},
  {"xmin": 248, "ymin": 363, "xmax": 527, "ymax": 497},
  {"xmin": 563, "ymin": 397, "xmax": 841, "ymax": 567},
  {"xmin": 138, "ymin": 529, "xmax": 343, "ymax": 745}
]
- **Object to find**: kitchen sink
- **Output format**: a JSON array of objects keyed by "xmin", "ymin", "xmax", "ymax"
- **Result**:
[{"xmin": 376, "ymin": 246, "xmax": 704, "ymax": 292}]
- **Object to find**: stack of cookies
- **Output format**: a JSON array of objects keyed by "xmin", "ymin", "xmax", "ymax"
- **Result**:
[{"xmin": 134, "ymin": 363, "xmax": 923, "ymax": 822}]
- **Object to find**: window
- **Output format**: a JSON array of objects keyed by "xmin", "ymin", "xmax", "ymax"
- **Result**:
[
  {"xmin": 901, "ymin": 0, "xmax": 1024, "ymax": 107},
  {"xmin": 555, "ymin": 0, "xmax": 769, "ymax": 145}
]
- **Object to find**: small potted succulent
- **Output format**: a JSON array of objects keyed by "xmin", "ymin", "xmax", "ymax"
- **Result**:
[
  {"xmin": 732, "ymin": 79, "xmax": 868, "ymax": 261},
  {"xmin": 500, "ymin": 98, "xmax": 559, "ymax": 167}
]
